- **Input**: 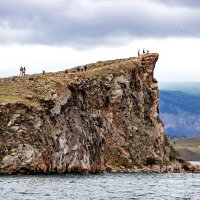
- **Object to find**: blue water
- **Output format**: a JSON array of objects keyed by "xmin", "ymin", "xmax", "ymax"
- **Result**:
[{"xmin": 1, "ymin": 173, "xmax": 200, "ymax": 200}]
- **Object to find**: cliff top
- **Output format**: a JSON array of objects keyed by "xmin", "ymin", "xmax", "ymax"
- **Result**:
[{"xmin": 0, "ymin": 53, "xmax": 158, "ymax": 107}]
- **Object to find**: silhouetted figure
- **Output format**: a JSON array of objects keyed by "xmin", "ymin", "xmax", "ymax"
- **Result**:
[
  {"xmin": 43, "ymin": 70, "xmax": 45, "ymax": 74},
  {"xmin": 143, "ymin": 48, "xmax": 145, "ymax": 54},
  {"xmin": 138, "ymin": 49, "xmax": 140, "ymax": 56},
  {"xmin": 77, "ymin": 67, "xmax": 80, "ymax": 72},
  {"xmin": 65, "ymin": 69, "xmax": 68, "ymax": 74},
  {"xmin": 84, "ymin": 65, "xmax": 87, "ymax": 71},
  {"xmin": 22, "ymin": 67, "xmax": 26, "ymax": 76},
  {"xmin": 20, "ymin": 66, "xmax": 23, "ymax": 76}
]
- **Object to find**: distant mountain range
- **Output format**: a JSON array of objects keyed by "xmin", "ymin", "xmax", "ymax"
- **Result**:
[
  {"xmin": 159, "ymin": 82, "xmax": 200, "ymax": 138},
  {"xmin": 159, "ymin": 82, "xmax": 200, "ymax": 96}
]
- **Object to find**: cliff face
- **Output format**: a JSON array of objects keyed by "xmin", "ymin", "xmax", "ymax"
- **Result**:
[{"xmin": 0, "ymin": 53, "xmax": 190, "ymax": 174}]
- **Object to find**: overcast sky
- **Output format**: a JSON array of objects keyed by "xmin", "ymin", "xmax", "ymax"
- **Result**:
[{"xmin": 0, "ymin": 0, "xmax": 200, "ymax": 82}]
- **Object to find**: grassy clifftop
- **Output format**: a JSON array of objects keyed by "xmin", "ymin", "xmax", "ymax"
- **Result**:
[{"xmin": 0, "ymin": 57, "xmax": 138, "ymax": 107}]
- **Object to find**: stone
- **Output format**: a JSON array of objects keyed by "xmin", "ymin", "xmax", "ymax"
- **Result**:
[
  {"xmin": 7, "ymin": 114, "xmax": 20, "ymax": 127},
  {"xmin": 25, "ymin": 95, "xmax": 33, "ymax": 100}
]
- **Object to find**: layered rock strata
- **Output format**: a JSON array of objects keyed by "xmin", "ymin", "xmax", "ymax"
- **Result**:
[{"xmin": 0, "ymin": 53, "xmax": 191, "ymax": 174}]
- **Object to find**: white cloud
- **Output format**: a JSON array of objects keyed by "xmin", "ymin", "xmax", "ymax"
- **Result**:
[
  {"xmin": 0, "ymin": 0, "xmax": 199, "ymax": 82},
  {"xmin": 154, "ymin": 38, "xmax": 200, "ymax": 82}
]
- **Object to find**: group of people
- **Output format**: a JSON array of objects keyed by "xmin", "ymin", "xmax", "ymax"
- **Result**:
[
  {"xmin": 18, "ymin": 51, "xmax": 148, "ymax": 76},
  {"xmin": 19, "ymin": 66, "xmax": 26, "ymax": 76},
  {"xmin": 77, "ymin": 65, "xmax": 87, "ymax": 72},
  {"xmin": 138, "ymin": 48, "xmax": 149, "ymax": 56}
]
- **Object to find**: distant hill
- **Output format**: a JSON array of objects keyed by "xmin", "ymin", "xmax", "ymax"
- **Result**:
[
  {"xmin": 172, "ymin": 138, "xmax": 200, "ymax": 161},
  {"xmin": 159, "ymin": 82, "xmax": 200, "ymax": 96},
  {"xmin": 159, "ymin": 82, "xmax": 200, "ymax": 138}
]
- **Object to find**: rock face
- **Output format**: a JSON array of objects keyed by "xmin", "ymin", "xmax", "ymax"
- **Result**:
[{"xmin": 0, "ymin": 53, "xmax": 191, "ymax": 174}]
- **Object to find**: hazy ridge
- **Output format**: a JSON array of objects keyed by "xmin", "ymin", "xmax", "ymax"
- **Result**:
[{"xmin": 159, "ymin": 82, "xmax": 200, "ymax": 138}]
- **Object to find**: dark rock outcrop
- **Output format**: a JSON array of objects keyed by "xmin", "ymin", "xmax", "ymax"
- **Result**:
[{"xmin": 0, "ymin": 53, "xmax": 191, "ymax": 174}]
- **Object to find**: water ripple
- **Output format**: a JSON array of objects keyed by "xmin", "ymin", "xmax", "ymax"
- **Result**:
[{"xmin": 0, "ymin": 173, "xmax": 200, "ymax": 199}]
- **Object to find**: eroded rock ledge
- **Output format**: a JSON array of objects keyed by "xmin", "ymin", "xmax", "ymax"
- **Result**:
[{"xmin": 0, "ymin": 53, "xmax": 193, "ymax": 174}]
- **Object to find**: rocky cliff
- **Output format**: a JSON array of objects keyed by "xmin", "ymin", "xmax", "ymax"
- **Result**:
[{"xmin": 0, "ymin": 53, "xmax": 192, "ymax": 174}]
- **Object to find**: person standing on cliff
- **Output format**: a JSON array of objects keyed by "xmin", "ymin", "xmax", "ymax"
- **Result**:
[
  {"xmin": 20, "ymin": 66, "xmax": 23, "ymax": 76},
  {"xmin": 143, "ymin": 48, "xmax": 145, "ymax": 54},
  {"xmin": 77, "ymin": 66, "xmax": 80, "ymax": 72},
  {"xmin": 23, "ymin": 67, "xmax": 26, "ymax": 76},
  {"xmin": 138, "ymin": 49, "xmax": 140, "ymax": 56}
]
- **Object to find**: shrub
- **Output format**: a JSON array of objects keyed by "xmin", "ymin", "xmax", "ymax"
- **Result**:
[
  {"xmin": 163, "ymin": 159, "xmax": 169, "ymax": 166},
  {"xmin": 146, "ymin": 157, "xmax": 156, "ymax": 165}
]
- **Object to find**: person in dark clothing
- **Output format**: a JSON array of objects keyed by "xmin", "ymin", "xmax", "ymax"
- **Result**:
[
  {"xmin": 43, "ymin": 70, "xmax": 45, "ymax": 74},
  {"xmin": 23, "ymin": 67, "xmax": 26, "ymax": 76},
  {"xmin": 138, "ymin": 49, "xmax": 140, "ymax": 56},
  {"xmin": 65, "ymin": 69, "xmax": 68, "ymax": 74},
  {"xmin": 143, "ymin": 48, "xmax": 145, "ymax": 54},
  {"xmin": 77, "ymin": 67, "xmax": 80, "ymax": 72},
  {"xmin": 84, "ymin": 65, "xmax": 87, "ymax": 71}
]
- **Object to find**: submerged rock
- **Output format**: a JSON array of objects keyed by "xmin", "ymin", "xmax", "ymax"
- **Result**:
[{"xmin": 0, "ymin": 53, "xmax": 192, "ymax": 174}]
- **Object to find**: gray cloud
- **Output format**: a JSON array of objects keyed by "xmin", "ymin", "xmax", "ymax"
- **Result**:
[
  {"xmin": 0, "ymin": 0, "xmax": 200, "ymax": 48},
  {"xmin": 152, "ymin": 0, "xmax": 200, "ymax": 8}
]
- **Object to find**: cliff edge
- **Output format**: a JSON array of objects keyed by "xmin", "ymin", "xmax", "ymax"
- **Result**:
[{"xmin": 0, "ymin": 53, "xmax": 192, "ymax": 174}]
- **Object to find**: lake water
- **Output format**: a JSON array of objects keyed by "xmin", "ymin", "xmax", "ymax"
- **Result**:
[
  {"xmin": 190, "ymin": 161, "xmax": 200, "ymax": 166},
  {"xmin": 1, "ymin": 173, "xmax": 200, "ymax": 200}
]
